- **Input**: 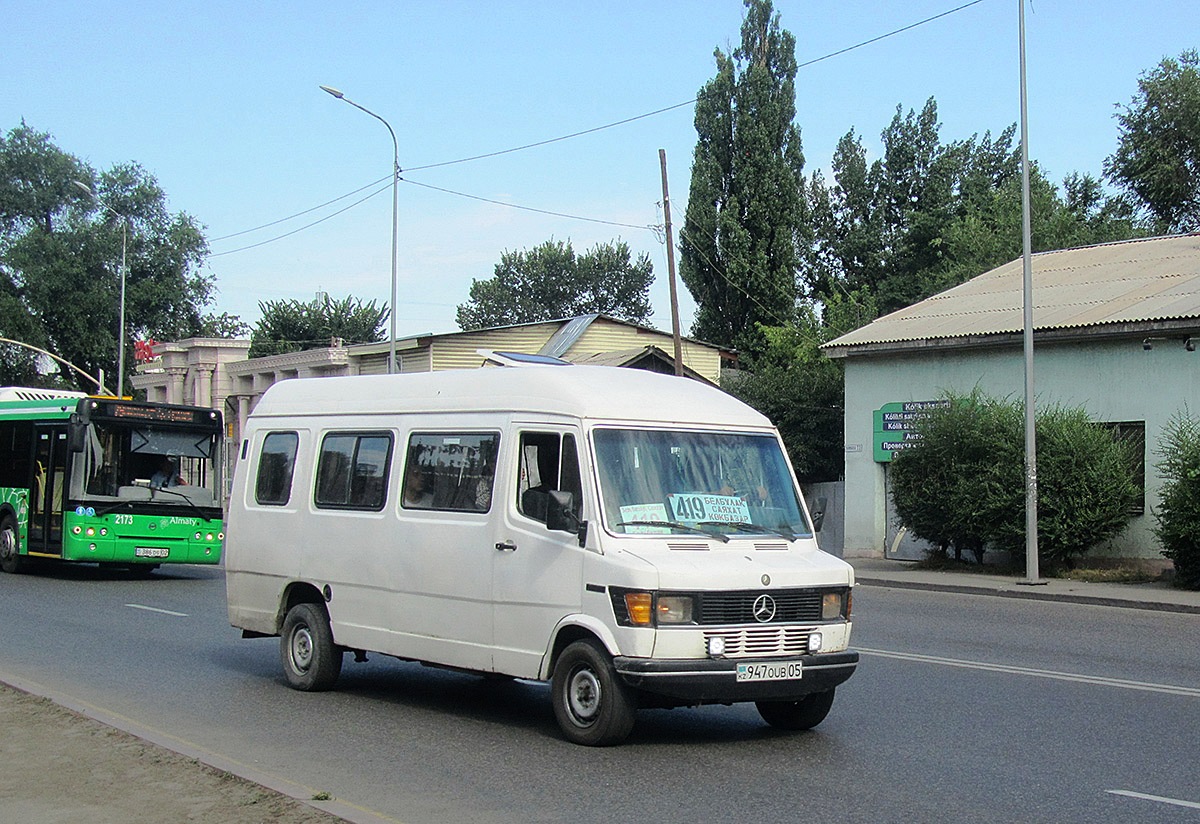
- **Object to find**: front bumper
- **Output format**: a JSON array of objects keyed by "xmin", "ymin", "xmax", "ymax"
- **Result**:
[{"xmin": 613, "ymin": 650, "xmax": 858, "ymax": 702}]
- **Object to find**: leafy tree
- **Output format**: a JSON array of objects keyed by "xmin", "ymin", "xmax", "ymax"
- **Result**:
[
  {"xmin": 455, "ymin": 238, "xmax": 652, "ymax": 331},
  {"xmin": 249, "ymin": 294, "xmax": 388, "ymax": 358},
  {"xmin": 723, "ymin": 313, "xmax": 844, "ymax": 483},
  {"xmin": 1105, "ymin": 50, "xmax": 1200, "ymax": 233},
  {"xmin": 1154, "ymin": 411, "xmax": 1200, "ymax": 589},
  {"xmin": 680, "ymin": 0, "xmax": 807, "ymax": 354},
  {"xmin": 0, "ymin": 123, "xmax": 237, "ymax": 391}
]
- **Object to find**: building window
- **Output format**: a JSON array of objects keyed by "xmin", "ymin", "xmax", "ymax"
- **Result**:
[
  {"xmin": 1101, "ymin": 420, "xmax": 1146, "ymax": 515},
  {"xmin": 255, "ymin": 432, "xmax": 298, "ymax": 506},
  {"xmin": 315, "ymin": 432, "xmax": 393, "ymax": 511}
]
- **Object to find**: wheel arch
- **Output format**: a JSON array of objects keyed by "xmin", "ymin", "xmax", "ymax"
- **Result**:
[
  {"xmin": 276, "ymin": 581, "xmax": 329, "ymax": 633},
  {"xmin": 542, "ymin": 616, "xmax": 620, "ymax": 680}
]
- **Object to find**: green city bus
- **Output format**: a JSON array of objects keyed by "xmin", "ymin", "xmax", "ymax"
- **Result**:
[{"xmin": 0, "ymin": 387, "xmax": 225, "ymax": 574}]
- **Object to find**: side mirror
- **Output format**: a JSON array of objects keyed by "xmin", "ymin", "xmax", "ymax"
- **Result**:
[
  {"xmin": 810, "ymin": 496, "xmax": 827, "ymax": 533},
  {"xmin": 68, "ymin": 417, "xmax": 86, "ymax": 453},
  {"xmin": 546, "ymin": 490, "xmax": 588, "ymax": 546}
]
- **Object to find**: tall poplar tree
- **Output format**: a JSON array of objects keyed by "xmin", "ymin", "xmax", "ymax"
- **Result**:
[{"xmin": 680, "ymin": 0, "xmax": 806, "ymax": 354}]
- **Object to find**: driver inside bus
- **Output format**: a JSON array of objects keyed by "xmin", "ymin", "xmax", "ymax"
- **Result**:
[{"xmin": 150, "ymin": 456, "xmax": 183, "ymax": 489}]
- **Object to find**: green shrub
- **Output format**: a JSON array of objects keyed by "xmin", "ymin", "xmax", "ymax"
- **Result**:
[
  {"xmin": 1153, "ymin": 413, "xmax": 1200, "ymax": 589},
  {"xmin": 892, "ymin": 391, "xmax": 1138, "ymax": 570}
]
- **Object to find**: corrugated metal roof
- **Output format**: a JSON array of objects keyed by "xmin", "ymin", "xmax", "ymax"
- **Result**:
[{"xmin": 823, "ymin": 234, "xmax": 1200, "ymax": 353}]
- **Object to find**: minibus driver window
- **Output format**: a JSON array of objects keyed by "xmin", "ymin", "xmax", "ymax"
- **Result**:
[{"xmin": 517, "ymin": 432, "xmax": 581, "ymax": 524}]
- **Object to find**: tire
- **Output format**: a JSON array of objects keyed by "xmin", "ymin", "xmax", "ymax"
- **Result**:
[
  {"xmin": 280, "ymin": 603, "xmax": 342, "ymax": 691},
  {"xmin": 0, "ymin": 515, "xmax": 25, "ymax": 575},
  {"xmin": 756, "ymin": 688, "xmax": 836, "ymax": 731},
  {"xmin": 551, "ymin": 639, "xmax": 637, "ymax": 746}
]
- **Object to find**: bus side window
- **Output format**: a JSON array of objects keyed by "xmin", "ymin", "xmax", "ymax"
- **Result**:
[{"xmin": 255, "ymin": 432, "xmax": 299, "ymax": 506}]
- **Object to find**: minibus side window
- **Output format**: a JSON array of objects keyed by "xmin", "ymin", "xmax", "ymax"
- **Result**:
[
  {"xmin": 517, "ymin": 432, "xmax": 582, "ymax": 524},
  {"xmin": 403, "ymin": 432, "xmax": 500, "ymax": 512},
  {"xmin": 315, "ymin": 432, "xmax": 393, "ymax": 511},
  {"xmin": 255, "ymin": 432, "xmax": 299, "ymax": 506}
]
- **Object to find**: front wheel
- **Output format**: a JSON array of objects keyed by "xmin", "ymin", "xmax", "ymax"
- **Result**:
[
  {"xmin": 551, "ymin": 639, "xmax": 637, "ymax": 746},
  {"xmin": 0, "ymin": 515, "xmax": 26, "ymax": 574},
  {"xmin": 280, "ymin": 603, "xmax": 343, "ymax": 691},
  {"xmin": 756, "ymin": 688, "xmax": 836, "ymax": 731}
]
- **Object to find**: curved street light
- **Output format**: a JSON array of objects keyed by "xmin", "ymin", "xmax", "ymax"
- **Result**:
[
  {"xmin": 320, "ymin": 85, "xmax": 400, "ymax": 374},
  {"xmin": 73, "ymin": 180, "xmax": 129, "ymax": 397}
]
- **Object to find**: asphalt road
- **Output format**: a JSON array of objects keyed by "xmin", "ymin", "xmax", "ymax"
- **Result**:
[{"xmin": 1, "ymin": 564, "xmax": 1198, "ymax": 824}]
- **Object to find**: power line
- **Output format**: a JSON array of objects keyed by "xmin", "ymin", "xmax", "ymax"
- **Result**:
[
  {"xmin": 209, "ymin": 0, "xmax": 990, "ymax": 256},
  {"xmin": 402, "ymin": 177, "xmax": 655, "ymax": 231},
  {"xmin": 209, "ymin": 174, "xmax": 393, "ymax": 242},
  {"xmin": 208, "ymin": 180, "xmax": 393, "ymax": 257}
]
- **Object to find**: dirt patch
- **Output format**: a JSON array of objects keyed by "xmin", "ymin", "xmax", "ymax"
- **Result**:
[{"xmin": 0, "ymin": 683, "xmax": 346, "ymax": 823}]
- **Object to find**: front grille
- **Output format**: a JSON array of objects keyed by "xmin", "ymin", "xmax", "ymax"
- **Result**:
[
  {"xmin": 704, "ymin": 626, "xmax": 813, "ymax": 657},
  {"xmin": 697, "ymin": 589, "xmax": 828, "ymax": 625}
]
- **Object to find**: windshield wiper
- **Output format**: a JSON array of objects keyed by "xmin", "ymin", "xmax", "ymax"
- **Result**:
[
  {"xmin": 697, "ymin": 521, "xmax": 799, "ymax": 541},
  {"xmin": 615, "ymin": 520, "xmax": 730, "ymax": 543},
  {"xmin": 150, "ymin": 486, "xmax": 217, "ymax": 522}
]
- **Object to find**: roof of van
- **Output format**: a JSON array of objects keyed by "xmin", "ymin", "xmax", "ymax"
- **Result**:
[{"xmin": 249, "ymin": 365, "xmax": 770, "ymax": 429}]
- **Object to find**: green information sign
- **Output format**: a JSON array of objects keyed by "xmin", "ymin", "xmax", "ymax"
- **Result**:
[{"xmin": 873, "ymin": 399, "xmax": 950, "ymax": 462}]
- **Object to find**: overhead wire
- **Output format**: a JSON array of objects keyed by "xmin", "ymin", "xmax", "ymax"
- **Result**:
[{"xmin": 209, "ymin": 0, "xmax": 990, "ymax": 258}]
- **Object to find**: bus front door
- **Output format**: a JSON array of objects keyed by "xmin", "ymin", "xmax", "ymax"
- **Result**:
[{"xmin": 29, "ymin": 426, "xmax": 69, "ymax": 556}]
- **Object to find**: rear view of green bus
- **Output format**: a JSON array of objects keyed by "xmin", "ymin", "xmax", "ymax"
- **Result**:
[{"xmin": 0, "ymin": 388, "xmax": 224, "ymax": 574}]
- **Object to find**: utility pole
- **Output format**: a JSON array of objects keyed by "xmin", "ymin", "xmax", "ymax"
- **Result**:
[{"xmin": 658, "ymin": 149, "xmax": 684, "ymax": 377}]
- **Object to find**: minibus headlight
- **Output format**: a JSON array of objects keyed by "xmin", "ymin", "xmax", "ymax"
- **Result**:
[
  {"xmin": 623, "ymin": 592, "xmax": 654, "ymax": 626},
  {"xmin": 822, "ymin": 591, "xmax": 846, "ymax": 620},
  {"xmin": 656, "ymin": 595, "xmax": 694, "ymax": 624}
]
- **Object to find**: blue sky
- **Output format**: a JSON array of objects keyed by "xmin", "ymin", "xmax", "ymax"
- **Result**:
[{"xmin": 3, "ymin": 1, "xmax": 1195, "ymax": 339}]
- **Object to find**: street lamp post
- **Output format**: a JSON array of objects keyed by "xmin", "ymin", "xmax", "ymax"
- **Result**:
[
  {"xmin": 320, "ymin": 85, "xmax": 400, "ymax": 374},
  {"xmin": 73, "ymin": 181, "xmax": 128, "ymax": 397}
]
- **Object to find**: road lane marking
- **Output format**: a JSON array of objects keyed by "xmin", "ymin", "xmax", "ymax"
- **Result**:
[
  {"xmin": 125, "ymin": 603, "xmax": 188, "ymax": 617},
  {"xmin": 857, "ymin": 647, "xmax": 1200, "ymax": 697},
  {"xmin": 1107, "ymin": 790, "xmax": 1200, "ymax": 810}
]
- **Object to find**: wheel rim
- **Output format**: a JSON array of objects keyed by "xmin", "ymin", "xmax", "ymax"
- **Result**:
[
  {"xmin": 289, "ymin": 625, "xmax": 314, "ymax": 673},
  {"xmin": 566, "ymin": 665, "xmax": 602, "ymax": 726},
  {"xmin": 0, "ymin": 527, "xmax": 15, "ymax": 563}
]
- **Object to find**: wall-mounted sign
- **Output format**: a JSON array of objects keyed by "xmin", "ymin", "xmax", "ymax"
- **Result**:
[{"xmin": 873, "ymin": 399, "xmax": 950, "ymax": 462}]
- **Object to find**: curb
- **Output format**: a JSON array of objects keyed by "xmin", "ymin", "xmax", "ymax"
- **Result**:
[{"xmin": 854, "ymin": 575, "xmax": 1200, "ymax": 615}]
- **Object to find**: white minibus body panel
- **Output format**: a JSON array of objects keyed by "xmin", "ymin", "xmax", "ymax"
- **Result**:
[{"xmin": 226, "ymin": 365, "xmax": 857, "ymax": 745}]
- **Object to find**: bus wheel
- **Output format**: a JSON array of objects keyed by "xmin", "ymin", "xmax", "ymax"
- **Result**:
[
  {"xmin": 280, "ymin": 603, "xmax": 342, "ymax": 691},
  {"xmin": 755, "ymin": 688, "xmax": 836, "ymax": 731},
  {"xmin": 0, "ymin": 515, "xmax": 25, "ymax": 574},
  {"xmin": 551, "ymin": 639, "xmax": 637, "ymax": 746}
]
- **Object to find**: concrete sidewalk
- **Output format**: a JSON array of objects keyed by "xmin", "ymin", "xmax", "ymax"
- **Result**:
[{"xmin": 848, "ymin": 556, "xmax": 1200, "ymax": 614}]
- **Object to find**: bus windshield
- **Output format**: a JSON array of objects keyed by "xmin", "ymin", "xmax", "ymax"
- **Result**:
[
  {"xmin": 77, "ymin": 419, "xmax": 221, "ymax": 509},
  {"xmin": 592, "ymin": 428, "xmax": 811, "ymax": 540}
]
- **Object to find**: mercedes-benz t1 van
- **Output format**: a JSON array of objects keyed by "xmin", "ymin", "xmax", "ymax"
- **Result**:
[{"xmin": 225, "ymin": 360, "xmax": 857, "ymax": 745}]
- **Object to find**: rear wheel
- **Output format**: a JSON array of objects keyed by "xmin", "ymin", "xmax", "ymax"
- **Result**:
[
  {"xmin": 551, "ymin": 639, "xmax": 636, "ymax": 746},
  {"xmin": 0, "ymin": 515, "xmax": 26, "ymax": 574},
  {"xmin": 755, "ymin": 688, "xmax": 836, "ymax": 731},
  {"xmin": 280, "ymin": 603, "xmax": 342, "ymax": 691}
]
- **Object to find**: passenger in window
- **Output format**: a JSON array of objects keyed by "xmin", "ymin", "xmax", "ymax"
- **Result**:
[
  {"xmin": 475, "ymin": 460, "xmax": 495, "ymax": 512},
  {"xmin": 403, "ymin": 468, "xmax": 434, "ymax": 508}
]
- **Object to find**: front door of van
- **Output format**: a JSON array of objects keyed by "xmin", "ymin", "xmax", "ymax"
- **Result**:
[{"xmin": 491, "ymin": 428, "xmax": 585, "ymax": 678}]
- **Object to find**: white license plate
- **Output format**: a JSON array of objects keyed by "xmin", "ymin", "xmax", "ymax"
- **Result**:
[
  {"xmin": 736, "ymin": 661, "xmax": 803, "ymax": 682},
  {"xmin": 135, "ymin": 547, "xmax": 170, "ymax": 558}
]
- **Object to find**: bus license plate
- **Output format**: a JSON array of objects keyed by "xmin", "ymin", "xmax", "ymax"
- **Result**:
[
  {"xmin": 736, "ymin": 661, "xmax": 803, "ymax": 682},
  {"xmin": 135, "ymin": 547, "xmax": 170, "ymax": 558}
]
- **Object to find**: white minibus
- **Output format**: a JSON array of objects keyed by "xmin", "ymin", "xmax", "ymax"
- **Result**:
[{"xmin": 225, "ymin": 360, "xmax": 857, "ymax": 745}]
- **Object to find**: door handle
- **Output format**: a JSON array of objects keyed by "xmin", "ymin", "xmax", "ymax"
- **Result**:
[{"xmin": 495, "ymin": 540, "xmax": 517, "ymax": 552}]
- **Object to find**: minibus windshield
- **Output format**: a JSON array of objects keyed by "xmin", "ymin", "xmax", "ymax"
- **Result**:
[{"xmin": 592, "ymin": 428, "xmax": 811, "ymax": 540}]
